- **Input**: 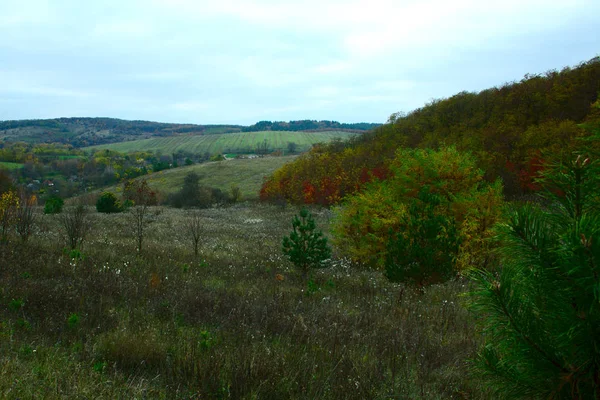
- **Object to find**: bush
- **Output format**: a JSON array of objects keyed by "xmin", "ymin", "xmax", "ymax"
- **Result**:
[
  {"xmin": 282, "ymin": 207, "xmax": 331, "ymax": 278},
  {"xmin": 466, "ymin": 154, "xmax": 600, "ymax": 398},
  {"xmin": 44, "ymin": 195, "xmax": 64, "ymax": 214},
  {"xmin": 332, "ymin": 147, "xmax": 504, "ymax": 278},
  {"xmin": 385, "ymin": 186, "xmax": 461, "ymax": 286},
  {"xmin": 15, "ymin": 192, "xmax": 37, "ymax": 242},
  {"xmin": 96, "ymin": 191, "xmax": 123, "ymax": 213},
  {"xmin": 0, "ymin": 190, "xmax": 19, "ymax": 242}
]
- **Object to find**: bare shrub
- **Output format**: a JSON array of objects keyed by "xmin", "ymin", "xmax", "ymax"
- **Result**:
[
  {"xmin": 60, "ymin": 204, "xmax": 90, "ymax": 250},
  {"xmin": 186, "ymin": 210, "xmax": 203, "ymax": 257},
  {"xmin": 15, "ymin": 191, "xmax": 37, "ymax": 242}
]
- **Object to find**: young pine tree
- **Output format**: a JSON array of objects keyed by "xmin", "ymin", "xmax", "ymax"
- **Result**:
[
  {"xmin": 282, "ymin": 208, "xmax": 331, "ymax": 278},
  {"xmin": 467, "ymin": 154, "xmax": 600, "ymax": 399}
]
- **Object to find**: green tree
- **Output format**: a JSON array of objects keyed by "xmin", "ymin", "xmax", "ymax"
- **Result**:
[
  {"xmin": 333, "ymin": 147, "xmax": 504, "ymax": 273},
  {"xmin": 282, "ymin": 208, "xmax": 331, "ymax": 278},
  {"xmin": 256, "ymin": 139, "xmax": 269, "ymax": 156},
  {"xmin": 96, "ymin": 191, "xmax": 123, "ymax": 213},
  {"xmin": 287, "ymin": 141, "xmax": 297, "ymax": 154},
  {"xmin": 385, "ymin": 186, "xmax": 461, "ymax": 286},
  {"xmin": 44, "ymin": 195, "xmax": 64, "ymax": 214},
  {"xmin": 466, "ymin": 154, "xmax": 600, "ymax": 399}
]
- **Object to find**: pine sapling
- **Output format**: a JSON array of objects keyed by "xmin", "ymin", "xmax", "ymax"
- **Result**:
[{"xmin": 282, "ymin": 208, "xmax": 331, "ymax": 279}]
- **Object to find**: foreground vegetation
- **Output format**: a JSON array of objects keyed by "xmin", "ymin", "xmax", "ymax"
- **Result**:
[{"xmin": 0, "ymin": 204, "xmax": 486, "ymax": 399}]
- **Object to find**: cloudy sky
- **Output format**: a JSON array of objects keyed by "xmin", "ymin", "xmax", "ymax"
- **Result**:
[{"xmin": 0, "ymin": 0, "xmax": 598, "ymax": 125}]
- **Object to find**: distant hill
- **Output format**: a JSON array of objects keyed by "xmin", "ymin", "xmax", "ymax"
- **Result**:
[
  {"xmin": 85, "ymin": 130, "xmax": 358, "ymax": 155},
  {"xmin": 261, "ymin": 57, "xmax": 600, "ymax": 204},
  {"xmin": 0, "ymin": 117, "xmax": 380, "ymax": 148},
  {"xmin": 242, "ymin": 120, "xmax": 381, "ymax": 132},
  {"xmin": 0, "ymin": 117, "xmax": 243, "ymax": 147}
]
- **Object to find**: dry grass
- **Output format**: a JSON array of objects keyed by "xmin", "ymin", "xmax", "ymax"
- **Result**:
[{"xmin": 0, "ymin": 204, "xmax": 488, "ymax": 399}]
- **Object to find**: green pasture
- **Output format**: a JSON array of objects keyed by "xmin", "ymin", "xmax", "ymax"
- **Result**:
[
  {"xmin": 84, "ymin": 130, "xmax": 357, "ymax": 155},
  {"xmin": 102, "ymin": 155, "xmax": 297, "ymax": 200}
]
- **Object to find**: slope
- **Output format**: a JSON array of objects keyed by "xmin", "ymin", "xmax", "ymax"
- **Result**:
[
  {"xmin": 100, "ymin": 156, "xmax": 297, "ymax": 200},
  {"xmin": 260, "ymin": 57, "xmax": 600, "ymax": 205}
]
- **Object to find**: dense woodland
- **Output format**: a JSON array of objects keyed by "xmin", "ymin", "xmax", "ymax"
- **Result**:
[{"xmin": 260, "ymin": 57, "xmax": 600, "ymax": 204}]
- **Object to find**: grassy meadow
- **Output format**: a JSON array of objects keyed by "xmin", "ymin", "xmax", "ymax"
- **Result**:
[
  {"xmin": 84, "ymin": 130, "xmax": 357, "ymax": 155},
  {"xmin": 0, "ymin": 161, "xmax": 24, "ymax": 170},
  {"xmin": 99, "ymin": 156, "xmax": 297, "ymax": 201},
  {"xmin": 0, "ymin": 203, "xmax": 488, "ymax": 399}
]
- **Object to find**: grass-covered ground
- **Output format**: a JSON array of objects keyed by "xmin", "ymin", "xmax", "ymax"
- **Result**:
[
  {"xmin": 99, "ymin": 155, "xmax": 297, "ymax": 201},
  {"xmin": 0, "ymin": 161, "xmax": 24, "ymax": 170},
  {"xmin": 84, "ymin": 130, "xmax": 357, "ymax": 155},
  {"xmin": 0, "ymin": 203, "xmax": 488, "ymax": 399}
]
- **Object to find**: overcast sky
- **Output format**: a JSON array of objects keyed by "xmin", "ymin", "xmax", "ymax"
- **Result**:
[{"xmin": 0, "ymin": 0, "xmax": 598, "ymax": 125}]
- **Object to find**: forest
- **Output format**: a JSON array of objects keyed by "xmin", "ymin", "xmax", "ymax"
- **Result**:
[{"xmin": 260, "ymin": 57, "xmax": 600, "ymax": 204}]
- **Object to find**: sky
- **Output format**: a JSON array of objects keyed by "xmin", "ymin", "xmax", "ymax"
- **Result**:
[{"xmin": 0, "ymin": 0, "xmax": 598, "ymax": 125}]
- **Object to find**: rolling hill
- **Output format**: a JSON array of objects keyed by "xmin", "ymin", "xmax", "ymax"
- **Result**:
[
  {"xmin": 0, "ymin": 118, "xmax": 379, "ymax": 149},
  {"xmin": 0, "ymin": 117, "xmax": 242, "ymax": 147},
  {"xmin": 260, "ymin": 57, "xmax": 600, "ymax": 205},
  {"xmin": 97, "ymin": 155, "xmax": 297, "ymax": 200},
  {"xmin": 84, "ymin": 130, "xmax": 357, "ymax": 155}
]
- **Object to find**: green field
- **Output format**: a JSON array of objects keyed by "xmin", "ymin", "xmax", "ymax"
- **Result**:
[
  {"xmin": 0, "ymin": 161, "xmax": 24, "ymax": 170},
  {"xmin": 85, "ymin": 130, "xmax": 357, "ymax": 155},
  {"xmin": 102, "ymin": 155, "xmax": 297, "ymax": 200}
]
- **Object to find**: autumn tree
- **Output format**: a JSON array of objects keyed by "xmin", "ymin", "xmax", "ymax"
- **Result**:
[
  {"xmin": 15, "ymin": 191, "xmax": 37, "ymax": 242},
  {"xmin": 333, "ymin": 147, "xmax": 504, "ymax": 281},
  {"xmin": 0, "ymin": 190, "xmax": 19, "ymax": 243}
]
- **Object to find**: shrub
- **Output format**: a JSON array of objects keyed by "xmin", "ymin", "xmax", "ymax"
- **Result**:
[
  {"xmin": 333, "ymin": 147, "xmax": 504, "ymax": 278},
  {"xmin": 385, "ymin": 186, "xmax": 461, "ymax": 286},
  {"xmin": 96, "ymin": 191, "xmax": 123, "ymax": 213},
  {"xmin": 0, "ymin": 190, "xmax": 19, "ymax": 242},
  {"xmin": 44, "ymin": 195, "xmax": 64, "ymax": 214},
  {"xmin": 169, "ymin": 172, "xmax": 220, "ymax": 208},
  {"xmin": 124, "ymin": 179, "xmax": 158, "ymax": 253},
  {"xmin": 15, "ymin": 192, "xmax": 37, "ymax": 242},
  {"xmin": 282, "ymin": 207, "xmax": 331, "ymax": 278},
  {"xmin": 230, "ymin": 185, "xmax": 242, "ymax": 203},
  {"xmin": 61, "ymin": 204, "xmax": 91, "ymax": 250},
  {"xmin": 186, "ymin": 210, "xmax": 203, "ymax": 257},
  {"xmin": 466, "ymin": 154, "xmax": 600, "ymax": 398}
]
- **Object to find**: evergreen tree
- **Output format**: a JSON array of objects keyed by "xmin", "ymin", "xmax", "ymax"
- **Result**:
[
  {"xmin": 282, "ymin": 208, "xmax": 331, "ymax": 278},
  {"xmin": 96, "ymin": 191, "xmax": 123, "ymax": 213},
  {"xmin": 466, "ymin": 153, "xmax": 600, "ymax": 399}
]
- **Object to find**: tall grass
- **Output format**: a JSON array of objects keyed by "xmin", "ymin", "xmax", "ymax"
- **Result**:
[{"xmin": 0, "ymin": 204, "xmax": 489, "ymax": 399}]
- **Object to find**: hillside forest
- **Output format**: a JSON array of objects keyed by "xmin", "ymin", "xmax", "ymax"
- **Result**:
[
  {"xmin": 0, "ymin": 57, "xmax": 599, "ymax": 398},
  {"xmin": 260, "ymin": 57, "xmax": 600, "ymax": 204}
]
